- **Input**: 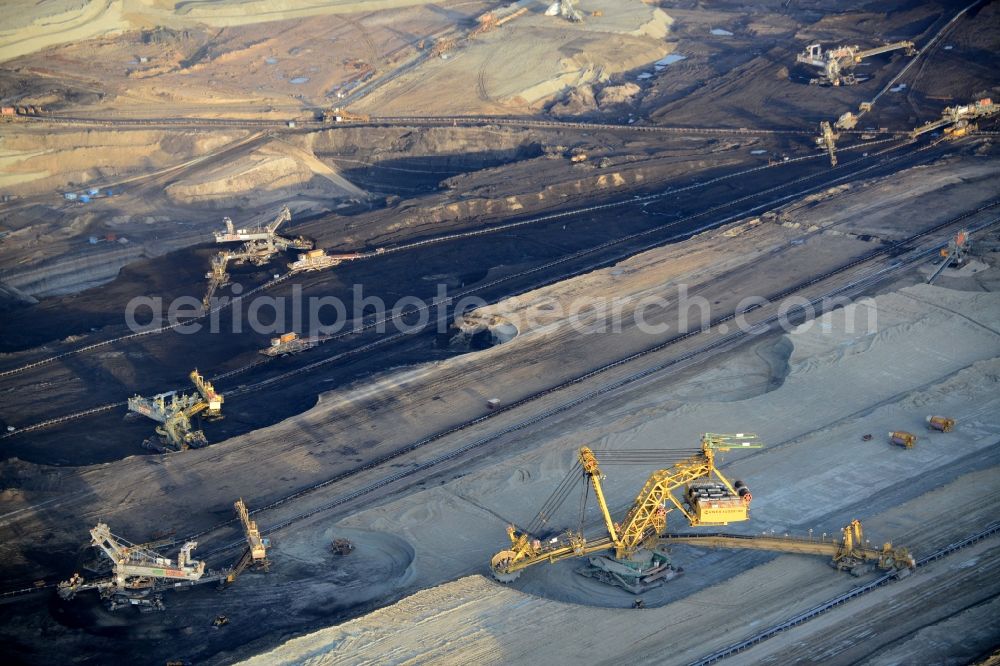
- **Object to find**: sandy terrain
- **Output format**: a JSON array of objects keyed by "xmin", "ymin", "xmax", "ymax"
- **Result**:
[
  {"xmin": 244, "ymin": 535, "xmax": 1000, "ymax": 665},
  {"xmin": 0, "ymin": 126, "xmax": 374, "ymax": 296},
  {"xmin": 353, "ymin": 0, "xmax": 673, "ymax": 113},
  {"xmin": 1, "ymin": 0, "xmax": 674, "ymax": 117},
  {"xmin": 329, "ymin": 283, "xmax": 1000, "ymax": 590},
  {"xmin": 165, "ymin": 138, "xmax": 368, "ymax": 207},
  {"xmin": 241, "ymin": 276, "xmax": 1000, "ymax": 663},
  {"xmin": 0, "ymin": 0, "xmax": 459, "ymax": 63}
]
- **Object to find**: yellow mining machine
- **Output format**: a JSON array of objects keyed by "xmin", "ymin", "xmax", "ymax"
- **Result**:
[
  {"xmin": 911, "ymin": 98, "xmax": 998, "ymax": 139},
  {"xmin": 796, "ymin": 41, "xmax": 916, "ymax": 86},
  {"xmin": 128, "ymin": 370, "xmax": 224, "ymax": 452},
  {"xmin": 927, "ymin": 415, "xmax": 956, "ymax": 432},
  {"xmin": 889, "ymin": 431, "xmax": 918, "ymax": 449},
  {"xmin": 816, "ymin": 120, "xmax": 840, "ymax": 167},
  {"xmin": 190, "ymin": 369, "xmax": 223, "ymax": 417},
  {"xmin": 224, "ymin": 498, "xmax": 270, "ymax": 585},
  {"xmin": 203, "ymin": 251, "xmax": 233, "ymax": 309},
  {"xmin": 288, "ymin": 248, "xmax": 363, "ymax": 273},
  {"xmin": 491, "ymin": 433, "xmax": 915, "ymax": 592},
  {"xmin": 490, "ymin": 434, "xmax": 761, "ymax": 593},
  {"xmin": 471, "ymin": 7, "xmax": 529, "ymax": 37}
]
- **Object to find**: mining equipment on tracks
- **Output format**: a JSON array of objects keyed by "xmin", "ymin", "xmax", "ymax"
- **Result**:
[
  {"xmin": 288, "ymin": 248, "xmax": 362, "ymax": 273},
  {"xmin": 128, "ymin": 370, "xmax": 224, "ymax": 452},
  {"xmin": 58, "ymin": 523, "xmax": 208, "ymax": 611},
  {"xmin": 260, "ymin": 331, "xmax": 323, "ymax": 356},
  {"xmin": 214, "ymin": 207, "xmax": 291, "ymax": 244},
  {"xmin": 490, "ymin": 433, "xmax": 761, "ymax": 593},
  {"xmin": 214, "ymin": 206, "xmax": 313, "ymax": 256},
  {"xmin": 321, "ymin": 107, "xmax": 370, "ymax": 123},
  {"xmin": 911, "ymin": 98, "xmax": 999, "ymax": 139},
  {"xmin": 927, "ymin": 415, "xmax": 956, "ymax": 432},
  {"xmin": 491, "ymin": 433, "xmax": 915, "ymax": 591},
  {"xmin": 471, "ymin": 6, "xmax": 528, "ymax": 36},
  {"xmin": 796, "ymin": 41, "xmax": 916, "ymax": 86},
  {"xmin": 331, "ymin": 538, "xmax": 355, "ymax": 556},
  {"xmin": 1, "ymin": 105, "xmax": 43, "ymax": 120},
  {"xmin": 203, "ymin": 250, "xmax": 234, "ymax": 308},
  {"xmin": 545, "ymin": 0, "xmax": 583, "ymax": 23},
  {"xmin": 223, "ymin": 498, "xmax": 270, "ymax": 586},
  {"xmin": 927, "ymin": 228, "xmax": 973, "ymax": 283},
  {"xmin": 816, "ymin": 121, "xmax": 839, "ymax": 167},
  {"xmin": 204, "ymin": 206, "xmax": 313, "ymax": 307},
  {"xmin": 889, "ymin": 431, "xmax": 918, "ymax": 449},
  {"xmin": 59, "ymin": 499, "xmax": 270, "ymax": 610}
]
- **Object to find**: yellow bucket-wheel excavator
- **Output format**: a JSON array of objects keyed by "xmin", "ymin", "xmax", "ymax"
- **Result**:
[
  {"xmin": 491, "ymin": 434, "xmax": 760, "ymax": 593},
  {"xmin": 490, "ymin": 434, "xmax": 914, "ymax": 593}
]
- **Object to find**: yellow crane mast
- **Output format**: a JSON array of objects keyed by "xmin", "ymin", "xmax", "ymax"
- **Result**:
[
  {"xmin": 190, "ymin": 369, "xmax": 223, "ymax": 417},
  {"xmin": 203, "ymin": 250, "xmax": 232, "ymax": 310},
  {"xmin": 491, "ymin": 434, "xmax": 760, "ymax": 593}
]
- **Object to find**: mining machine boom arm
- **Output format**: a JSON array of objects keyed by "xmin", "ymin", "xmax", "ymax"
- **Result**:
[
  {"xmin": 266, "ymin": 206, "xmax": 291, "ymax": 234},
  {"xmin": 818, "ymin": 121, "xmax": 839, "ymax": 167},
  {"xmin": 660, "ymin": 519, "xmax": 915, "ymax": 574},
  {"xmin": 853, "ymin": 41, "xmax": 916, "ymax": 61}
]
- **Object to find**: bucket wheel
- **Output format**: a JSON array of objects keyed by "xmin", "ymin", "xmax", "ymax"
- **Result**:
[{"xmin": 490, "ymin": 550, "xmax": 522, "ymax": 583}]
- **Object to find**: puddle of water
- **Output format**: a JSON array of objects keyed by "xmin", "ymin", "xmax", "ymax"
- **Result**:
[
  {"xmin": 710, "ymin": 28, "xmax": 733, "ymax": 36},
  {"xmin": 750, "ymin": 149, "xmax": 768, "ymax": 155},
  {"xmin": 890, "ymin": 83, "xmax": 907, "ymax": 92},
  {"xmin": 290, "ymin": 76, "xmax": 310, "ymax": 84},
  {"xmin": 637, "ymin": 72, "xmax": 653, "ymax": 80},
  {"xmin": 655, "ymin": 54, "xmax": 686, "ymax": 66},
  {"xmin": 265, "ymin": 57, "xmax": 278, "ymax": 64}
]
